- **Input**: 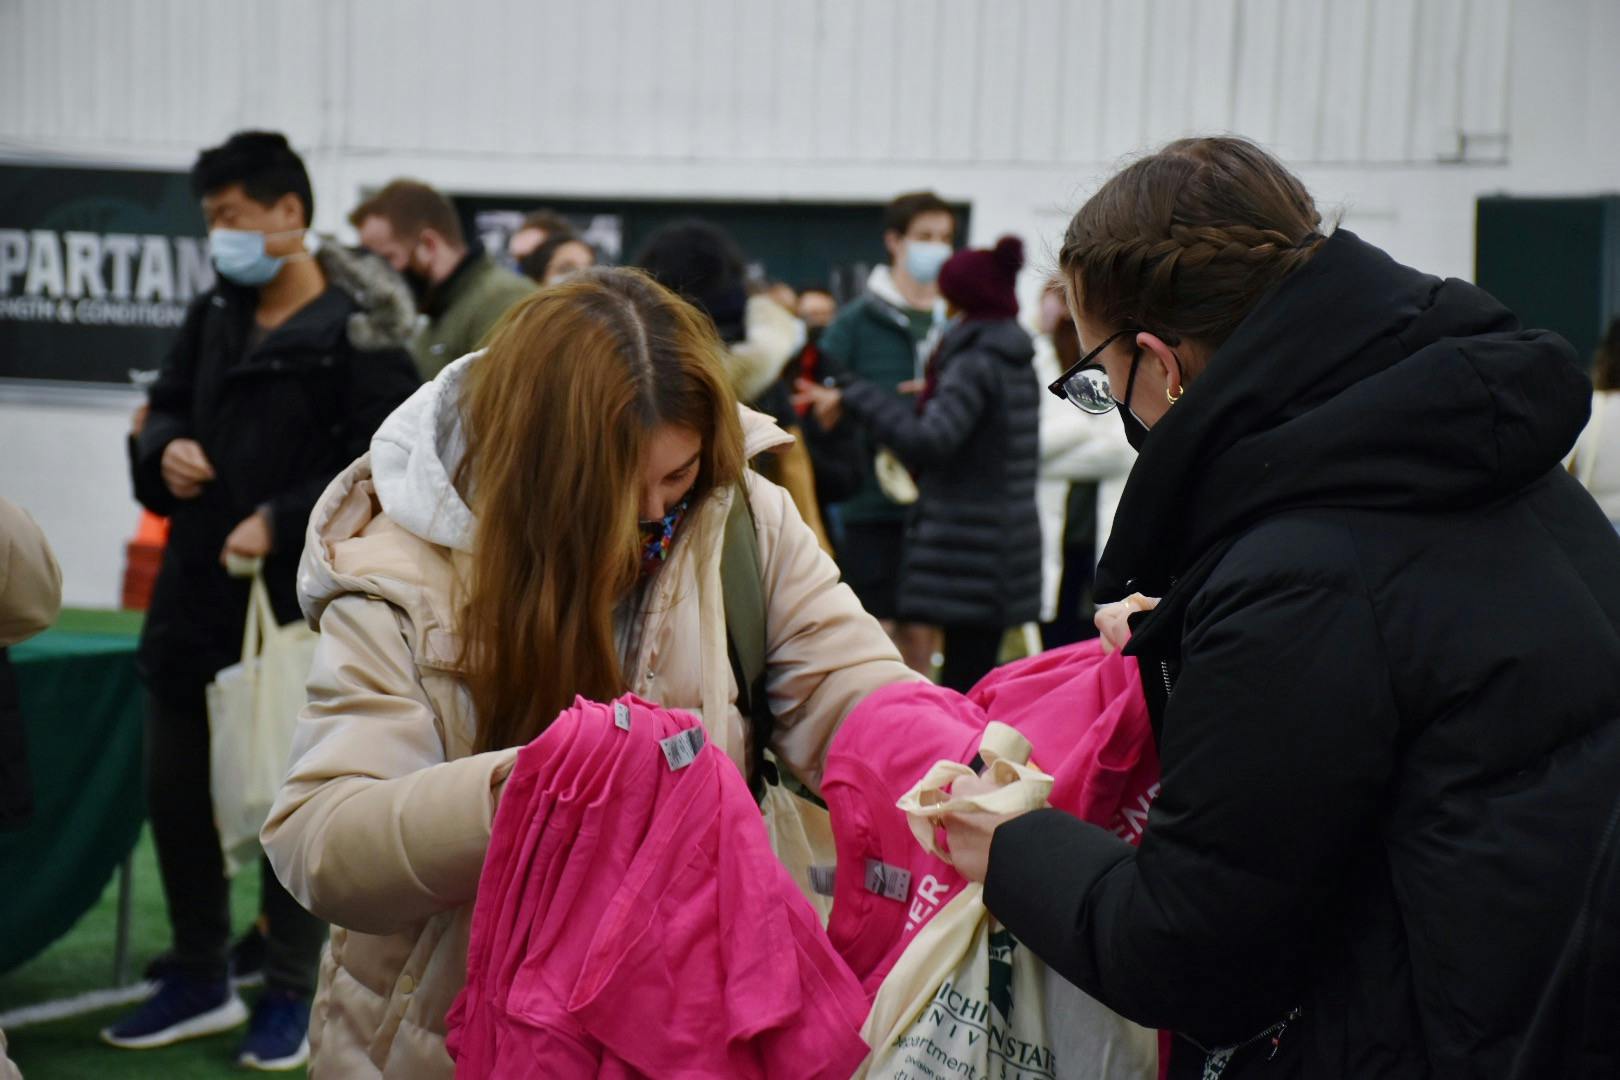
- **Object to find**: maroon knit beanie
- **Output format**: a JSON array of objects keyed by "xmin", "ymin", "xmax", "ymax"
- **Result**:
[{"xmin": 937, "ymin": 235, "xmax": 1024, "ymax": 320}]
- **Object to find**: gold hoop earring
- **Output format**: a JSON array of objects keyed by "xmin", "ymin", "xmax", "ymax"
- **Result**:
[{"xmin": 1166, "ymin": 385, "xmax": 1183, "ymax": 405}]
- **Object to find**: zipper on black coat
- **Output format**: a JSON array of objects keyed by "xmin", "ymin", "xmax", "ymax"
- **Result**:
[{"xmin": 1182, "ymin": 1007, "xmax": 1303, "ymax": 1079}]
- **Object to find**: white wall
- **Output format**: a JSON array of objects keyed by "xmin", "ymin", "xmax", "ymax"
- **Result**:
[
  {"xmin": 0, "ymin": 388, "xmax": 144, "ymax": 607},
  {"xmin": 2, "ymin": 0, "xmax": 1617, "ymax": 606}
]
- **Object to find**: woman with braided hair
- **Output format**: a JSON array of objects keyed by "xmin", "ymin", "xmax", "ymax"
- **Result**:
[{"xmin": 941, "ymin": 136, "xmax": 1620, "ymax": 1078}]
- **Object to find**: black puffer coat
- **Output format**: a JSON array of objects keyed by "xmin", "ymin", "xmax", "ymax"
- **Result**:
[
  {"xmin": 841, "ymin": 316, "xmax": 1041, "ymax": 628},
  {"xmin": 130, "ymin": 243, "xmax": 420, "ymax": 701},
  {"xmin": 984, "ymin": 231, "xmax": 1620, "ymax": 1078}
]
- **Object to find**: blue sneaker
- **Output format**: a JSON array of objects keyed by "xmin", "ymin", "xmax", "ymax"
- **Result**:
[
  {"xmin": 235, "ymin": 990, "xmax": 310, "ymax": 1071},
  {"xmin": 100, "ymin": 974, "xmax": 248, "ymax": 1049}
]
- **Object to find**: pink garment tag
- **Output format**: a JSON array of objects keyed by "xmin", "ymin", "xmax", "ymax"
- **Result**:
[{"xmin": 823, "ymin": 639, "xmax": 1161, "ymax": 995}]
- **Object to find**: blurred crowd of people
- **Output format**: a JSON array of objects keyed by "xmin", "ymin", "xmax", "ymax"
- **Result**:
[{"xmin": 338, "ymin": 163, "xmax": 1139, "ymax": 689}]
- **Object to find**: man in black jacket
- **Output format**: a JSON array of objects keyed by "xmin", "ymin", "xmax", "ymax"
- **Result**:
[{"xmin": 106, "ymin": 131, "xmax": 419, "ymax": 1070}]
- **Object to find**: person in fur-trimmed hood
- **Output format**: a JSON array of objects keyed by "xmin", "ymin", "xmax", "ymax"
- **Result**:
[{"xmin": 110, "ymin": 131, "xmax": 420, "ymax": 1071}]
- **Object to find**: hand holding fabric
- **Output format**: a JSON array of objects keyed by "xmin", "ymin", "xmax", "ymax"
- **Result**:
[
  {"xmin": 940, "ymin": 770, "xmax": 1034, "ymax": 883},
  {"xmin": 1095, "ymin": 592, "xmax": 1159, "ymax": 653}
]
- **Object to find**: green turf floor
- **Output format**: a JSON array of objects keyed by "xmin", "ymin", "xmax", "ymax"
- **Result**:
[{"xmin": 0, "ymin": 827, "xmax": 307, "ymax": 1079}]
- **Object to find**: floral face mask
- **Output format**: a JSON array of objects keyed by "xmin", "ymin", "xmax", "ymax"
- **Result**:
[{"xmin": 638, "ymin": 497, "xmax": 691, "ymax": 575}]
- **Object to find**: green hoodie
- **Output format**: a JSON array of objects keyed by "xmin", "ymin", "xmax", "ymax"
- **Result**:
[{"xmin": 817, "ymin": 265, "xmax": 941, "ymax": 524}]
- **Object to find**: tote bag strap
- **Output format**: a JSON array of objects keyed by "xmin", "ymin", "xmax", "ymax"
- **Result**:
[
  {"xmin": 237, "ymin": 574, "xmax": 268, "ymax": 664},
  {"xmin": 233, "ymin": 572, "xmax": 282, "ymax": 669},
  {"xmin": 853, "ymin": 882, "xmax": 988, "ymax": 1080},
  {"xmin": 896, "ymin": 722, "xmax": 1053, "ymax": 861},
  {"xmin": 252, "ymin": 574, "xmax": 279, "ymax": 640}
]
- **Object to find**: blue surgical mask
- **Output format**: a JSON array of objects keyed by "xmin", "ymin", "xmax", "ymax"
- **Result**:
[
  {"xmin": 903, "ymin": 241, "xmax": 952, "ymax": 286},
  {"xmin": 209, "ymin": 228, "xmax": 300, "ymax": 286}
]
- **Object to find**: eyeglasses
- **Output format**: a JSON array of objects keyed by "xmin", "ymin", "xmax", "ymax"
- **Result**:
[{"xmin": 1047, "ymin": 327, "xmax": 1142, "ymax": 414}]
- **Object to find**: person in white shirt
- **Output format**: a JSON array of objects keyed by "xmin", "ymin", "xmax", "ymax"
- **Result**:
[
  {"xmin": 1569, "ymin": 318, "xmax": 1620, "ymax": 528},
  {"xmin": 1030, "ymin": 280, "xmax": 1135, "ymax": 646}
]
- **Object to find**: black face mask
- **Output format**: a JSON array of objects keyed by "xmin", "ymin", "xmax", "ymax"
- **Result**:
[
  {"xmin": 1120, "ymin": 406, "xmax": 1151, "ymax": 451},
  {"xmin": 1118, "ymin": 347, "xmax": 1151, "ymax": 451}
]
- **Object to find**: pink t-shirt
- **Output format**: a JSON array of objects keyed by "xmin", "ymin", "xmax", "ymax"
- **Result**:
[
  {"xmin": 449, "ymin": 695, "xmax": 869, "ymax": 1079},
  {"xmin": 822, "ymin": 639, "xmax": 1161, "ymax": 993}
]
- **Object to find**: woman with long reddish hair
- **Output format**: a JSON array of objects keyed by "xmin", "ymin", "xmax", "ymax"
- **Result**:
[{"xmin": 261, "ymin": 268, "xmax": 916, "ymax": 1077}]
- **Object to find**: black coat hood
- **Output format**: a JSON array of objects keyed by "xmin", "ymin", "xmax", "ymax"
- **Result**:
[
  {"xmin": 944, "ymin": 315, "xmax": 1037, "ymax": 366},
  {"xmin": 1097, "ymin": 230, "xmax": 1589, "ymax": 601}
]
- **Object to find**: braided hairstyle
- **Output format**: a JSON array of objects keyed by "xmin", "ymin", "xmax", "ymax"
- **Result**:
[{"xmin": 1060, "ymin": 136, "xmax": 1327, "ymax": 355}]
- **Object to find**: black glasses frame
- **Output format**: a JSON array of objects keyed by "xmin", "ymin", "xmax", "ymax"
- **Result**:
[{"xmin": 1046, "ymin": 327, "xmax": 1142, "ymax": 413}]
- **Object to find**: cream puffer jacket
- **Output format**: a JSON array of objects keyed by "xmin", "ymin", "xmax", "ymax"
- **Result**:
[{"xmin": 262, "ymin": 353, "xmax": 920, "ymax": 1078}]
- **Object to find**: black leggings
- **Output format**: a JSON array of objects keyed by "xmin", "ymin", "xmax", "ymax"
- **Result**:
[
  {"xmin": 145, "ymin": 689, "xmax": 326, "ymax": 996},
  {"xmin": 939, "ymin": 625, "xmax": 1006, "ymax": 693}
]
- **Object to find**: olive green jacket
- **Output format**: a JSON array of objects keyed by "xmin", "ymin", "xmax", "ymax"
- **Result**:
[{"xmin": 410, "ymin": 254, "xmax": 533, "ymax": 378}]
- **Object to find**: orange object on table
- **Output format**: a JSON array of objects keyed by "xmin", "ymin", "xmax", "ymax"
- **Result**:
[{"xmin": 121, "ymin": 511, "xmax": 169, "ymax": 611}]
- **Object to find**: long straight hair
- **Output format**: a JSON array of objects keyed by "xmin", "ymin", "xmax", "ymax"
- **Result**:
[{"xmin": 456, "ymin": 268, "xmax": 745, "ymax": 752}]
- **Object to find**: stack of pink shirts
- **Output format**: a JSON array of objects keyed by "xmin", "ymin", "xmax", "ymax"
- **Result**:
[
  {"xmin": 447, "ymin": 694, "xmax": 870, "ymax": 1079},
  {"xmin": 822, "ymin": 639, "xmax": 1162, "ymax": 993}
]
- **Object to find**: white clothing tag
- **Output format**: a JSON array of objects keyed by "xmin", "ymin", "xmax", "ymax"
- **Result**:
[
  {"xmin": 613, "ymin": 702, "xmax": 632, "ymax": 731},
  {"xmin": 659, "ymin": 725, "xmax": 705, "ymax": 771},
  {"xmin": 864, "ymin": 858, "xmax": 912, "ymax": 902}
]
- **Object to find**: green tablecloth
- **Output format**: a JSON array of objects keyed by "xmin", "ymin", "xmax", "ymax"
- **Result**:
[{"xmin": 0, "ymin": 610, "xmax": 146, "ymax": 973}]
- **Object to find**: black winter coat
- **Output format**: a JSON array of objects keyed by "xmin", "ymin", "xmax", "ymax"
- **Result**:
[
  {"xmin": 130, "ymin": 244, "xmax": 419, "ymax": 700},
  {"xmin": 983, "ymin": 231, "xmax": 1620, "ymax": 1079},
  {"xmin": 842, "ymin": 317, "xmax": 1041, "ymax": 628}
]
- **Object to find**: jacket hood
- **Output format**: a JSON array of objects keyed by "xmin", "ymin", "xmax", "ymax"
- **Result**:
[
  {"xmin": 1097, "ymin": 230, "xmax": 1590, "ymax": 600},
  {"xmin": 867, "ymin": 264, "xmax": 908, "ymax": 311},
  {"xmin": 313, "ymin": 236, "xmax": 418, "ymax": 352},
  {"xmin": 941, "ymin": 316, "xmax": 1035, "ymax": 366},
  {"xmin": 866, "ymin": 264, "xmax": 945, "ymax": 324},
  {"xmin": 366, "ymin": 350, "xmax": 797, "ymax": 555}
]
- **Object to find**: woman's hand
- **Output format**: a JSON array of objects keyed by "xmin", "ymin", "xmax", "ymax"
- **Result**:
[
  {"xmin": 1095, "ymin": 592, "xmax": 1159, "ymax": 654},
  {"xmin": 792, "ymin": 378, "xmax": 844, "ymax": 429},
  {"xmin": 940, "ymin": 770, "xmax": 1033, "ymax": 884}
]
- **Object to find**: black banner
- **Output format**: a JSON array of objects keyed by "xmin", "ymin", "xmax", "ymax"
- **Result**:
[{"xmin": 0, "ymin": 163, "xmax": 212, "ymax": 385}]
